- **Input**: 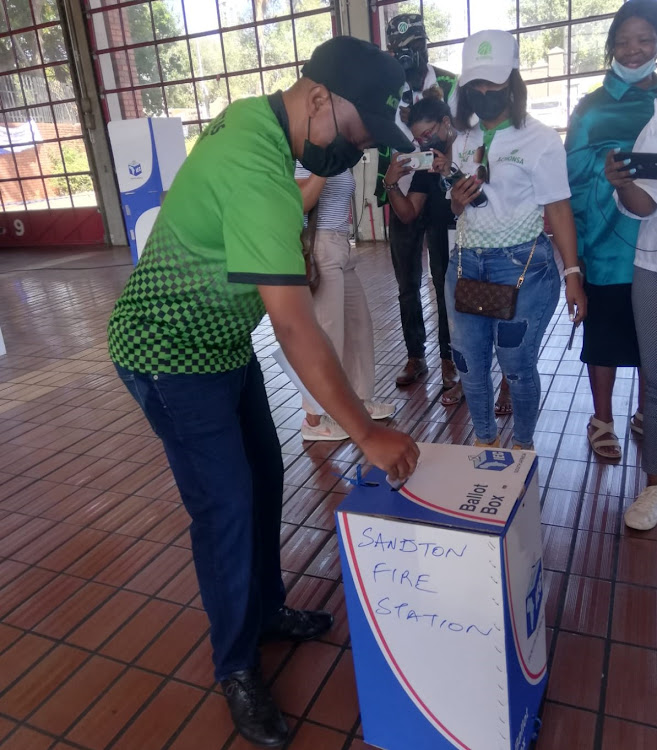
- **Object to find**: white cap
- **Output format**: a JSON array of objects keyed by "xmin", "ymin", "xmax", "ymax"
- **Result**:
[{"xmin": 459, "ymin": 30, "xmax": 519, "ymax": 87}]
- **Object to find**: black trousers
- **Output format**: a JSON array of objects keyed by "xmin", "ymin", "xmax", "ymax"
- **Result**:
[{"xmin": 389, "ymin": 196, "xmax": 452, "ymax": 360}]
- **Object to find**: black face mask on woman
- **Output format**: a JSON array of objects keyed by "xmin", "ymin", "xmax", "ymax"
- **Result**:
[
  {"xmin": 465, "ymin": 87, "xmax": 510, "ymax": 122},
  {"xmin": 300, "ymin": 95, "xmax": 363, "ymax": 177}
]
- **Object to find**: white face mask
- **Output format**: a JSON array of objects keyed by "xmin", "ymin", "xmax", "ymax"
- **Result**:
[{"xmin": 612, "ymin": 57, "xmax": 657, "ymax": 85}]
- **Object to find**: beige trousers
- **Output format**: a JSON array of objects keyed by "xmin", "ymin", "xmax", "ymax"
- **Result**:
[{"xmin": 304, "ymin": 229, "xmax": 375, "ymax": 414}]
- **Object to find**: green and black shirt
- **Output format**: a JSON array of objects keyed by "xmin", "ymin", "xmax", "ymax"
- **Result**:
[{"xmin": 108, "ymin": 93, "xmax": 305, "ymax": 375}]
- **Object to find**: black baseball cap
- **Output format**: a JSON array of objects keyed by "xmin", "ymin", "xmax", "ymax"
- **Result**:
[
  {"xmin": 302, "ymin": 36, "xmax": 414, "ymax": 153},
  {"xmin": 386, "ymin": 14, "xmax": 427, "ymax": 50}
]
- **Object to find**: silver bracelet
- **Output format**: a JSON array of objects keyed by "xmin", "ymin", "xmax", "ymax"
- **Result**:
[
  {"xmin": 563, "ymin": 266, "xmax": 582, "ymax": 277},
  {"xmin": 383, "ymin": 179, "xmax": 400, "ymax": 192}
]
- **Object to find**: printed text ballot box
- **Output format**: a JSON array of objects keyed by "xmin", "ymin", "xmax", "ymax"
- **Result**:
[{"xmin": 336, "ymin": 443, "xmax": 547, "ymax": 750}]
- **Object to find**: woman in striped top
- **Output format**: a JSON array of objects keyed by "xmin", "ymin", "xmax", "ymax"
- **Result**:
[{"xmin": 295, "ymin": 164, "xmax": 396, "ymax": 441}]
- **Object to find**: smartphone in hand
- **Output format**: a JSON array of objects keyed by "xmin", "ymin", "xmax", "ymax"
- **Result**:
[
  {"xmin": 614, "ymin": 151, "xmax": 657, "ymax": 180},
  {"xmin": 407, "ymin": 151, "xmax": 435, "ymax": 171}
]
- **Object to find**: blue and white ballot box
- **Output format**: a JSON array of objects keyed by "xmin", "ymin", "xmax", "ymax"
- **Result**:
[
  {"xmin": 336, "ymin": 443, "xmax": 547, "ymax": 750},
  {"xmin": 108, "ymin": 118, "xmax": 187, "ymax": 264}
]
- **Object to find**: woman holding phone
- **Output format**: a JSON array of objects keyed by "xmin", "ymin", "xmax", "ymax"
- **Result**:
[
  {"xmin": 438, "ymin": 29, "xmax": 586, "ymax": 450},
  {"xmin": 566, "ymin": 0, "xmax": 657, "ymax": 460},
  {"xmin": 383, "ymin": 95, "xmax": 462, "ymax": 406},
  {"xmin": 606, "ymin": 102, "xmax": 657, "ymax": 529},
  {"xmin": 385, "ymin": 95, "xmax": 515, "ymax": 412}
]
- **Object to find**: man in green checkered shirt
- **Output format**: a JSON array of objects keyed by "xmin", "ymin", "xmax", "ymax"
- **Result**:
[{"xmin": 108, "ymin": 37, "xmax": 419, "ymax": 748}]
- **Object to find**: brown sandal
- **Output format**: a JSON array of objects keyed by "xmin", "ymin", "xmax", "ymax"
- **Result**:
[
  {"xmin": 441, "ymin": 382, "xmax": 464, "ymax": 406},
  {"xmin": 587, "ymin": 416, "xmax": 621, "ymax": 460},
  {"xmin": 495, "ymin": 386, "xmax": 513, "ymax": 416}
]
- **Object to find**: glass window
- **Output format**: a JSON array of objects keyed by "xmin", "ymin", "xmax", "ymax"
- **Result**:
[
  {"xmin": 84, "ymin": 0, "xmax": 335, "ymax": 125},
  {"xmin": 158, "ymin": 40, "xmax": 193, "ymax": 82},
  {"xmin": 184, "ymin": 0, "xmax": 219, "ymax": 35},
  {"xmin": 222, "ymin": 28, "xmax": 259, "ymax": 73},
  {"xmin": 260, "ymin": 21, "xmax": 295, "ymax": 68},
  {"xmin": 1, "ymin": 8, "xmax": 95, "ymax": 214},
  {"xmin": 374, "ymin": 0, "xmax": 619, "ymax": 132},
  {"xmin": 294, "ymin": 12, "xmax": 333, "ymax": 61},
  {"xmin": 152, "ymin": 0, "xmax": 185, "ymax": 40},
  {"xmin": 122, "ymin": 4, "xmax": 155, "ymax": 45}
]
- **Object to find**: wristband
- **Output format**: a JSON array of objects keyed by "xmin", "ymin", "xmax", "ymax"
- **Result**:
[
  {"xmin": 383, "ymin": 180, "xmax": 400, "ymax": 192},
  {"xmin": 563, "ymin": 266, "xmax": 582, "ymax": 278}
]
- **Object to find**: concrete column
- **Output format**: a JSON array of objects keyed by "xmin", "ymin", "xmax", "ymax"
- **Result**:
[{"xmin": 59, "ymin": 0, "xmax": 127, "ymax": 245}]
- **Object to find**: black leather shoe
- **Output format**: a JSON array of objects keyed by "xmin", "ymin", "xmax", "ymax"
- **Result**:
[
  {"xmin": 260, "ymin": 606, "xmax": 334, "ymax": 643},
  {"xmin": 221, "ymin": 668, "xmax": 288, "ymax": 747}
]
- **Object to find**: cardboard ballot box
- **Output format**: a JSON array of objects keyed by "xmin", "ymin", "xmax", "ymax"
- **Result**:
[
  {"xmin": 108, "ymin": 118, "xmax": 186, "ymax": 265},
  {"xmin": 336, "ymin": 443, "xmax": 546, "ymax": 750}
]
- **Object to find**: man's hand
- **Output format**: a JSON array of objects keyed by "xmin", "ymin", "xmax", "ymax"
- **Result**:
[
  {"xmin": 358, "ymin": 424, "xmax": 420, "ymax": 482},
  {"xmin": 258, "ymin": 285, "xmax": 420, "ymax": 481}
]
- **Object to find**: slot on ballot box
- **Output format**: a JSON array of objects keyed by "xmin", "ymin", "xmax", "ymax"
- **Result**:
[{"xmin": 336, "ymin": 443, "xmax": 546, "ymax": 750}]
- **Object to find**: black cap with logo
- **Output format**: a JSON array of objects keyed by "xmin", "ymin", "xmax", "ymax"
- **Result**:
[
  {"xmin": 386, "ymin": 14, "xmax": 427, "ymax": 50},
  {"xmin": 302, "ymin": 36, "xmax": 414, "ymax": 153}
]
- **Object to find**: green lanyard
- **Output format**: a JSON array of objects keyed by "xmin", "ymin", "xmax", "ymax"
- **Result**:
[{"xmin": 480, "ymin": 118, "xmax": 512, "ymax": 167}]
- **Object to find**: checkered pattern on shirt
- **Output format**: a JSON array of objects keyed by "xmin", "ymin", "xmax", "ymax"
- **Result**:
[
  {"xmin": 458, "ymin": 208, "xmax": 544, "ymax": 249},
  {"xmin": 108, "ymin": 220, "xmax": 265, "ymax": 374}
]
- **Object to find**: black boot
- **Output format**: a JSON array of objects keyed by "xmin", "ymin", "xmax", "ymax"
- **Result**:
[
  {"xmin": 260, "ymin": 606, "xmax": 334, "ymax": 643},
  {"xmin": 221, "ymin": 668, "xmax": 288, "ymax": 747}
]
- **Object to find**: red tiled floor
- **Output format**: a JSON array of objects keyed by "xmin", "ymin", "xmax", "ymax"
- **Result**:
[
  {"xmin": 111, "ymin": 681, "xmax": 204, "ymax": 750},
  {"xmin": 65, "ymin": 668, "xmax": 163, "ymax": 749},
  {"xmin": 0, "ymin": 242, "xmax": 654, "ymax": 748}
]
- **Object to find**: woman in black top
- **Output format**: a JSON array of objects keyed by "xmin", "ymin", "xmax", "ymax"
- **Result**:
[{"xmin": 384, "ymin": 96, "xmax": 512, "ymax": 412}]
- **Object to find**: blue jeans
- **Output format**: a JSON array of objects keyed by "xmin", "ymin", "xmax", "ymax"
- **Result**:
[
  {"xmin": 445, "ymin": 235, "xmax": 560, "ymax": 447},
  {"xmin": 115, "ymin": 355, "xmax": 285, "ymax": 680}
]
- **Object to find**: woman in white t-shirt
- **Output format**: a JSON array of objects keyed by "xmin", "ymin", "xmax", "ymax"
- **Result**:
[
  {"xmin": 607, "ymin": 102, "xmax": 657, "ymax": 530},
  {"xmin": 438, "ymin": 30, "xmax": 587, "ymax": 450},
  {"xmin": 295, "ymin": 165, "xmax": 395, "ymax": 441}
]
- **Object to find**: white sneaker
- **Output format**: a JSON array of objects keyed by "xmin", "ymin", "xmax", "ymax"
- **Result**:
[
  {"xmin": 624, "ymin": 486, "xmax": 657, "ymax": 531},
  {"xmin": 364, "ymin": 400, "xmax": 396, "ymax": 420},
  {"xmin": 301, "ymin": 416, "xmax": 348, "ymax": 442}
]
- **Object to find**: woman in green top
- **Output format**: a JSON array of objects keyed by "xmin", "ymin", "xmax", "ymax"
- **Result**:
[{"xmin": 566, "ymin": 0, "xmax": 657, "ymax": 460}]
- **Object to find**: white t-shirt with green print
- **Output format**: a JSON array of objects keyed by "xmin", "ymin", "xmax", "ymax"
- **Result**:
[{"xmin": 449, "ymin": 116, "xmax": 571, "ymax": 248}]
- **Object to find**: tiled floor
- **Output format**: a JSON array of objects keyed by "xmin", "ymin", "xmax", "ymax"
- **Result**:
[{"xmin": 0, "ymin": 242, "xmax": 654, "ymax": 750}]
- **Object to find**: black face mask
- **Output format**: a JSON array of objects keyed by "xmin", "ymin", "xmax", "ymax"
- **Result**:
[
  {"xmin": 395, "ymin": 46, "xmax": 428, "ymax": 82},
  {"xmin": 421, "ymin": 135, "xmax": 448, "ymax": 153},
  {"xmin": 300, "ymin": 95, "xmax": 363, "ymax": 177},
  {"xmin": 465, "ymin": 87, "xmax": 510, "ymax": 122}
]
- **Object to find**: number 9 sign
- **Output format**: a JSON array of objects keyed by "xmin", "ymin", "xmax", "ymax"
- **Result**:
[{"xmin": 13, "ymin": 219, "xmax": 24, "ymax": 237}]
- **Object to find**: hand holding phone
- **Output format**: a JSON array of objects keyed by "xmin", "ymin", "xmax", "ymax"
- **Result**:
[
  {"xmin": 614, "ymin": 150, "xmax": 657, "ymax": 180},
  {"xmin": 444, "ymin": 167, "xmax": 488, "ymax": 207},
  {"xmin": 606, "ymin": 149, "xmax": 637, "ymax": 189}
]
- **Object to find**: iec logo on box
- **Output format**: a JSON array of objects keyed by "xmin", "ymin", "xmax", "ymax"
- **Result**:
[
  {"xmin": 128, "ymin": 161, "xmax": 142, "ymax": 177},
  {"xmin": 525, "ymin": 559, "xmax": 544, "ymax": 639},
  {"xmin": 471, "ymin": 449, "xmax": 515, "ymax": 471}
]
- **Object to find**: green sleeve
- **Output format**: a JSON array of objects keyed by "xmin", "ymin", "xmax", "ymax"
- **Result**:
[
  {"xmin": 224, "ymin": 174, "xmax": 306, "ymax": 286},
  {"xmin": 565, "ymin": 109, "xmax": 594, "ymax": 259}
]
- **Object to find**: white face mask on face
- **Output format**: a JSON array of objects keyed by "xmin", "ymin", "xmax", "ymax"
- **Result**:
[{"xmin": 612, "ymin": 57, "xmax": 657, "ymax": 84}]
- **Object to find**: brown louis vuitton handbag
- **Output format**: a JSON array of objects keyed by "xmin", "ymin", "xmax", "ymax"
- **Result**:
[
  {"xmin": 453, "ymin": 221, "xmax": 538, "ymax": 321},
  {"xmin": 301, "ymin": 205, "xmax": 320, "ymax": 294}
]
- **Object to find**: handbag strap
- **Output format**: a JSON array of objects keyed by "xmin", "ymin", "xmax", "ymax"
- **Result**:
[{"xmin": 456, "ymin": 216, "xmax": 538, "ymax": 289}]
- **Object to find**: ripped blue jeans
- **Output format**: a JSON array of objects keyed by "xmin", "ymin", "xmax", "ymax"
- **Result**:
[{"xmin": 445, "ymin": 235, "xmax": 560, "ymax": 447}]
